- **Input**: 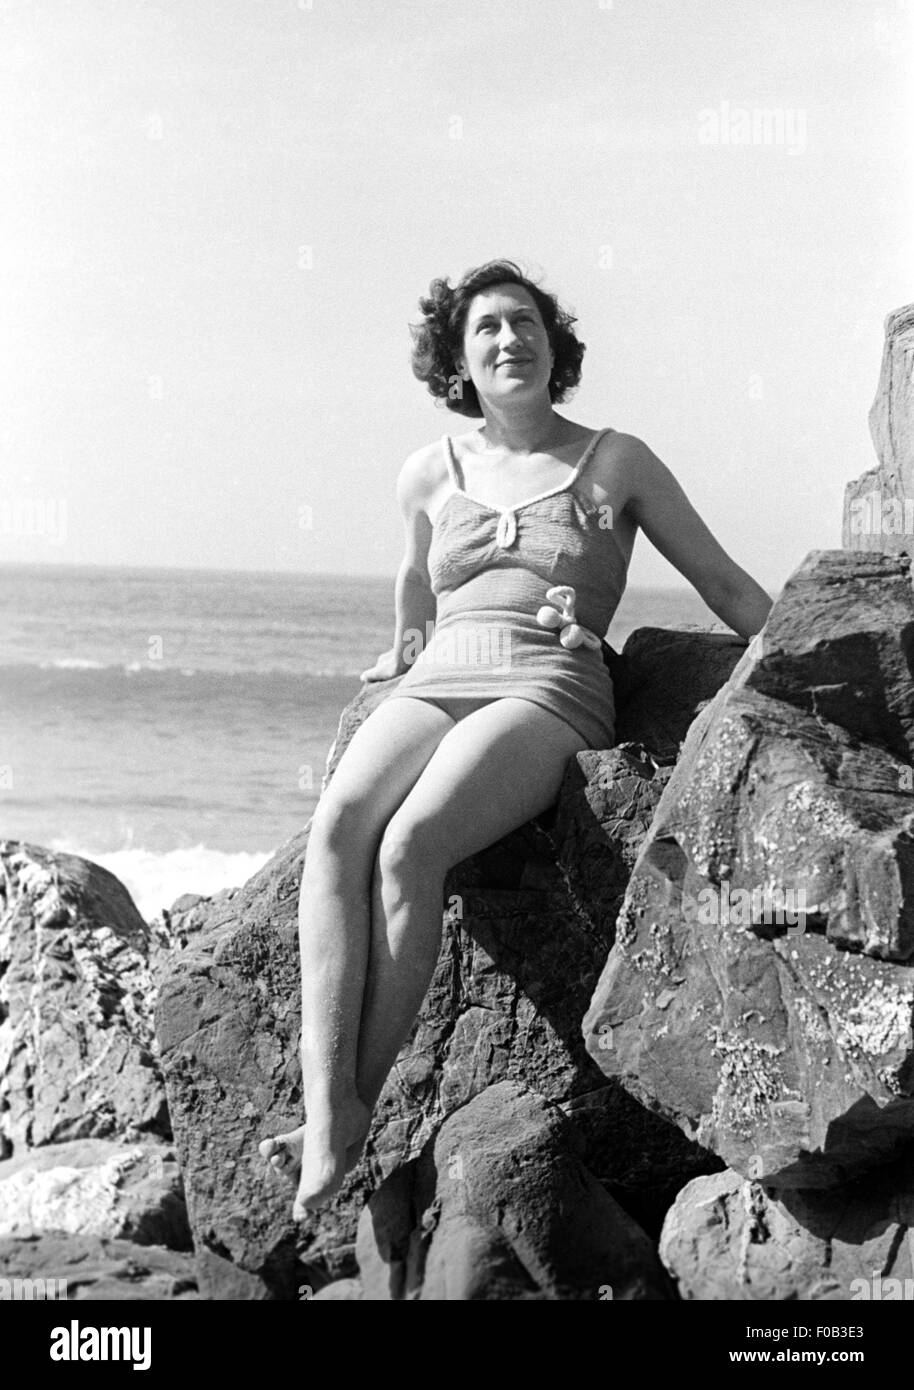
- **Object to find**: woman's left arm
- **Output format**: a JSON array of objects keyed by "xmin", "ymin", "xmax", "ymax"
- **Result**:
[{"xmin": 620, "ymin": 436, "xmax": 773, "ymax": 641}]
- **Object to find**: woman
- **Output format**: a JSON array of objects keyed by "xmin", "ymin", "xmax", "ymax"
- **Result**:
[{"xmin": 260, "ymin": 259, "xmax": 772, "ymax": 1216}]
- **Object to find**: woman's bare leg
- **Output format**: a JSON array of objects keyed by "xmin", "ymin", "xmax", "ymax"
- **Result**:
[
  {"xmin": 353, "ymin": 698, "xmax": 587, "ymax": 1118},
  {"xmin": 258, "ymin": 696, "xmax": 455, "ymax": 1213}
]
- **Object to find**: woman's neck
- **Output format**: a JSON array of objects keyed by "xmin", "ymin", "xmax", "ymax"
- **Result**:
[{"xmin": 475, "ymin": 402, "xmax": 570, "ymax": 456}]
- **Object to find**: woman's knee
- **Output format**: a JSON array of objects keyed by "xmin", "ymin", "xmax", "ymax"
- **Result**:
[
  {"xmin": 376, "ymin": 809, "xmax": 452, "ymax": 882},
  {"xmin": 309, "ymin": 788, "xmax": 377, "ymax": 856}
]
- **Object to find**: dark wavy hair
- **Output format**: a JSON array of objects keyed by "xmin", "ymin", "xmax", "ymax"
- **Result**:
[{"xmin": 409, "ymin": 260, "xmax": 586, "ymax": 417}]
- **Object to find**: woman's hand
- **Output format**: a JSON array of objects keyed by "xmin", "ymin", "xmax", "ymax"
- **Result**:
[{"xmin": 360, "ymin": 648, "xmax": 407, "ymax": 683}]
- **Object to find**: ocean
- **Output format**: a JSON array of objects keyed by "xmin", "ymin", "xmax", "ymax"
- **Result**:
[{"xmin": 0, "ymin": 563, "xmax": 720, "ymax": 922}]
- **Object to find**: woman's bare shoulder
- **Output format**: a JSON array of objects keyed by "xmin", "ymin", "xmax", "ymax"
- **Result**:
[
  {"xmin": 587, "ymin": 431, "xmax": 666, "ymax": 519},
  {"xmin": 396, "ymin": 435, "xmax": 453, "ymax": 514},
  {"xmin": 596, "ymin": 427, "xmax": 652, "ymax": 457},
  {"xmin": 591, "ymin": 428, "xmax": 654, "ymax": 477}
]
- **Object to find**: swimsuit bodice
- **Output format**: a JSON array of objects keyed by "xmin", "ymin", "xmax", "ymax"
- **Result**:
[{"xmin": 427, "ymin": 428, "xmax": 627, "ymax": 635}]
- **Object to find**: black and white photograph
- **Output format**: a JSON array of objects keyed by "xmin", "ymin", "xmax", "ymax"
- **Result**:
[{"xmin": 1, "ymin": 0, "xmax": 912, "ymax": 1349}]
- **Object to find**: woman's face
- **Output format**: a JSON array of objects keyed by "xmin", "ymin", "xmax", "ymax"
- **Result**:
[{"xmin": 458, "ymin": 283, "xmax": 554, "ymax": 409}]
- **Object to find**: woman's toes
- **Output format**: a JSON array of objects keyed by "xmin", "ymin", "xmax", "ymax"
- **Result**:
[
  {"xmin": 259, "ymin": 1135, "xmax": 294, "ymax": 1173},
  {"xmin": 260, "ymin": 1126, "xmax": 306, "ymax": 1178}
]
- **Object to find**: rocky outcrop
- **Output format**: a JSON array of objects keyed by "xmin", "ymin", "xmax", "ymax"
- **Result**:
[
  {"xmin": 0, "ymin": 842, "xmax": 191, "ymax": 1299},
  {"xmin": 0, "ymin": 1139, "xmax": 189, "ymax": 1249},
  {"xmin": 0, "ymin": 842, "xmax": 170, "ymax": 1155},
  {"xmin": 660, "ymin": 1162, "xmax": 914, "ymax": 1300},
  {"xmin": 7, "ymin": 565, "xmax": 914, "ymax": 1300},
  {"xmin": 843, "ymin": 303, "xmax": 914, "ymax": 554},
  {"xmin": 585, "ymin": 550, "xmax": 914, "ymax": 1188},
  {"xmin": 154, "ymin": 627, "xmax": 745, "ymax": 1299}
]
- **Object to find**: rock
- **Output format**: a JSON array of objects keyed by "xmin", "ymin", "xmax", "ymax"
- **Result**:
[
  {"xmin": 548, "ymin": 744, "xmax": 672, "ymax": 942},
  {"xmin": 0, "ymin": 1232, "xmax": 199, "ymax": 1300},
  {"xmin": 167, "ymin": 894, "xmax": 208, "ymax": 915},
  {"xmin": 660, "ymin": 1160, "xmax": 914, "ymax": 1300},
  {"xmin": 310, "ymin": 1277, "xmax": 363, "ymax": 1300},
  {"xmin": 153, "ymin": 888, "xmax": 238, "ymax": 952},
  {"xmin": 354, "ymin": 1164, "xmax": 416, "ymax": 1300},
  {"xmin": 0, "ymin": 1139, "xmax": 189, "ymax": 1249},
  {"xmin": 0, "ymin": 842, "xmax": 170, "ymax": 1157},
  {"xmin": 153, "ymin": 838, "xmax": 341, "ymax": 1301},
  {"xmin": 357, "ymin": 1081, "xmax": 671, "ymax": 1300},
  {"xmin": 610, "ymin": 628, "xmax": 748, "ymax": 762},
  {"xmin": 735, "ymin": 549, "xmax": 914, "ymax": 765},
  {"xmin": 844, "ymin": 304, "xmax": 914, "ymax": 555},
  {"xmin": 155, "ymin": 626, "xmax": 740, "ymax": 1298},
  {"xmin": 155, "ymin": 842, "xmax": 711, "ymax": 1299},
  {"xmin": 585, "ymin": 551, "xmax": 914, "ymax": 1188}
]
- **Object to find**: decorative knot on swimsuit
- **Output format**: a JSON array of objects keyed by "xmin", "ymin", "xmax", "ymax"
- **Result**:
[
  {"xmin": 536, "ymin": 585, "xmax": 603, "ymax": 651},
  {"xmin": 494, "ymin": 510, "xmax": 518, "ymax": 549}
]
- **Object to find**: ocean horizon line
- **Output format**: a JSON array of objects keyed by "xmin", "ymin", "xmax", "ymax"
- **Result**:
[{"xmin": 0, "ymin": 557, "xmax": 701, "ymax": 593}]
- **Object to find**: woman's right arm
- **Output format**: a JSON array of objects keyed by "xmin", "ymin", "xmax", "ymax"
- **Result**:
[{"xmin": 360, "ymin": 447, "xmax": 439, "ymax": 683}]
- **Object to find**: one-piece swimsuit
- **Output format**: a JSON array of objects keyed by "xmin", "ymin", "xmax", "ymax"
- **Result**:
[{"xmin": 386, "ymin": 426, "xmax": 627, "ymax": 748}]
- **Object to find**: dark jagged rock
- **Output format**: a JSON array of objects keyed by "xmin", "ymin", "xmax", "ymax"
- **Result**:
[
  {"xmin": 609, "ymin": 628, "xmax": 748, "ymax": 762},
  {"xmin": 153, "ymin": 836, "xmax": 344, "ymax": 1301},
  {"xmin": 736, "ymin": 549, "xmax": 914, "ymax": 765},
  {"xmin": 547, "ymin": 745, "xmax": 672, "ymax": 943},
  {"xmin": 0, "ymin": 842, "xmax": 170, "ymax": 1157},
  {"xmin": 585, "ymin": 550, "xmax": 914, "ymax": 1189},
  {"xmin": 154, "ymin": 626, "xmax": 741, "ymax": 1299}
]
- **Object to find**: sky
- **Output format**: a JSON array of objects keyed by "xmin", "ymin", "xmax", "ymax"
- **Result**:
[{"xmin": 2, "ymin": 0, "xmax": 912, "ymax": 592}]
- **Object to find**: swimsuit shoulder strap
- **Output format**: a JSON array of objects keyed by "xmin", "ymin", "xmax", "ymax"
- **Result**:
[
  {"xmin": 442, "ymin": 434, "xmax": 465, "ymax": 490},
  {"xmin": 571, "ymin": 427, "xmax": 615, "ymax": 484}
]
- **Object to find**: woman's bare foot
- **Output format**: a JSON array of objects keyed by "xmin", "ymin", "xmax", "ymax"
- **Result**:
[
  {"xmin": 259, "ymin": 1122, "xmax": 368, "ymax": 1179},
  {"xmin": 259, "ymin": 1096, "xmax": 371, "ymax": 1216}
]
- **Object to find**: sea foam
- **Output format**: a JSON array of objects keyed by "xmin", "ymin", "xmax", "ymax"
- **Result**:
[{"xmin": 50, "ymin": 839, "xmax": 274, "ymax": 923}]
